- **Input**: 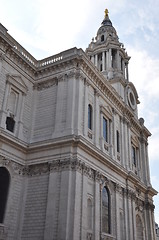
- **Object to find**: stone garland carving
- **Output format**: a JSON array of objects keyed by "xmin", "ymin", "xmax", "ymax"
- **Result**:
[{"xmin": 34, "ymin": 77, "xmax": 58, "ymax": 90}]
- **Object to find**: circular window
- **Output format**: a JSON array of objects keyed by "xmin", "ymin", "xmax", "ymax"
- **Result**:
[{"xmin": 127, "ymin": 89, "xmax": 136, "ymax": 110}]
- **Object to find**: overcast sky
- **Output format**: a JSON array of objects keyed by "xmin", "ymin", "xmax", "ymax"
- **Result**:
[{"xmin": 1, "ymin": 0, "xmax": 159, "ymax": 224}]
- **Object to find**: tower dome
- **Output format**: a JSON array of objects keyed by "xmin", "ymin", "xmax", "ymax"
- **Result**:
[
  {"xmin": 96, "ymin": 9, "xmax": 119, "ymax": 44},
  {"xmin": 86, "ymin": 9, "xmax": 130, "ymax": 81}
]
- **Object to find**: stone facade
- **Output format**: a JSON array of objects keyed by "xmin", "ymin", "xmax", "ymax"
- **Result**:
[{"xmin": 0, "ymin": 11, "xmax": 157, "ymax": 240}]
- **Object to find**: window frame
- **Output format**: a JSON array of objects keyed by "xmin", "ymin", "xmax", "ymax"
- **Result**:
[
  {"xmin": 0, "ymin": 167, "xmax": 10, "ymax": 223},
  {"xmin": 101, "ymin": 186, "xmax": 111, "ymax": 234},
  {"xmin": 116, "ymin": 130, "xmax": 120, "ymax": 153},
  {"xmin": 88, "ymin": 104, "xmax": 93, "ymax": 130}
]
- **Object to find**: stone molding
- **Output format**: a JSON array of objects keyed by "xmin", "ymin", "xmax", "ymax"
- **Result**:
[{"xmin": 0, "ymin": 155, "xmax": 155, "ymax": 214}]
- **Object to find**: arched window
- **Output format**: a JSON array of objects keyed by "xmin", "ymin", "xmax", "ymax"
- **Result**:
[
  {"xmin": 102, "ymin": 186, "xmax": 111, "ymax": 234},
  {"xmin": 136, "ymin": 215, "xmax": 144, "ymax": 240},
  {"xmin": 0, "ymin": 167, "xmax": 10, "ymax": 223},
  {"xmin": 101, "ymin": 35, "xmax": 104, "ymax": 42},
  {"xmin": 87, "ymin": 198, "xmax": 93, "ymax": 230},
  {"xmin": 88, "ymin": 104, "xmax": 92, "ymax": 130}
]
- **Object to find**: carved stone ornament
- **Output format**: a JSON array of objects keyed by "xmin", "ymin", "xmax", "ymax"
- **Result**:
[
  {"xmin": 135, "ymin": 198, "xmax": 144, "ymax": 212},
  {"xmin": 49, "ymin": 158, "xmax": 83, "ymax": 173},
  {"xmin": 145, "ymin": 201, "xmax": 155, "ymax": 211},
  {"xmin": 87, "ymin": 232, "xmax": 93, "ymax": 240},
  {"xmin": 83, "ymin": 165, "xmax": 95, "ymax": 180},
  {"xmin": 34, "ymin": 78, "xmax": 58, "ymax": 90},
  {"xmin": 0, "ymin": 52, "xmax": 5, "ymax": 61},
  {"xmin": 0, "ymin": 156, "xmax": 24, "ymax": 175}
]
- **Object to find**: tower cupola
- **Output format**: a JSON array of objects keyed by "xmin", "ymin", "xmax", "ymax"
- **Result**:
[{"xmin": 86, "ymin": 9, "xmax": 130, "ymax": 81}]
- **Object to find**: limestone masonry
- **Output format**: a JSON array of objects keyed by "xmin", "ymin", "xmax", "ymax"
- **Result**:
[{"xmin": 0, "ymin": 10, "xmax": 157, "ymax": 240}]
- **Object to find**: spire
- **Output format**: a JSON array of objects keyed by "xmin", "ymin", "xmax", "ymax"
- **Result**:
[{"xmin": 102, "ymin": 8, "xmax": 112, "ymax": 26}]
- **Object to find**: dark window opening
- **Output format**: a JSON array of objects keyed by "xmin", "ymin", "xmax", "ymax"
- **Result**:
[
  {"xmin": 103, "ymin": 117, "xmax": 108, "ymax": 142},
  {"xmin": 101, "ymin": 35, "xmax": 104, "ymax": 42},
  {"xmin": 6, "ymin": 116, "xmax": 15, "ymax": 132},
  {"xmin": 0, "ymin": 167, "xmax": 10, "ymax": 223},
  {"xmin": 88, "ymin": 104, "xmax": 92, "ymax": 130},
  {"xmin": 102, "ymin": 186, "xmax": 111, "ymax": 234},
  {"xmin": 132, "ymin": 146, "xmax": 136, "ymax": 166},
  {"xmin": 112, "ymin": 49, "xmax": 117, "ymax": 68},
  {"xmin": 117, "ymin": 130, "xmax": 120, "ymax": 153}
]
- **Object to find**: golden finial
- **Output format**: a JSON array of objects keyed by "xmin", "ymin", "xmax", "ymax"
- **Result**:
[{"xmin": 104, "ymin": 9, "xmax": 109, "ymax": 18}]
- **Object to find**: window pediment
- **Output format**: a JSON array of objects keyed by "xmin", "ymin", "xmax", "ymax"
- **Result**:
[
  {"xmin": 100, "ymin": 105, "xmax": 112, "ymax": 120},
  {"xmin": 6, "ymin": 74, "xmax": 28, "ymax": 95}
]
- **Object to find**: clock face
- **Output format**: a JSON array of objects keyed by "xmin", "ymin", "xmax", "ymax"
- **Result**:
[{"xmin": 127, "ymin": 88, "xmax": 136, "ymax": 110}]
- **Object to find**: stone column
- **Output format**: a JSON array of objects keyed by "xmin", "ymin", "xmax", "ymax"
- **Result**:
[
  {"xmin": 145, "ymin": 142, "xmax": 151, "ymax": 185},
  {"xmin": 140, "ymin": 136, "xmax": 148, "ymax": 184},
  {"xmin": 120, "ymin": 117, "xmax": 125, "ymax": 167},
  {"xmin": 127, "ymin": 121, "xmax": 131, "ymax": 170},
  {"xmin": 122, "ymin": 61, "xmax": 125, "ymax": 78},
  {"xmin": 44, "ymin": 168, "xmax": 61, "ymax": 240},
  {"xmin": 117, "ymin": 50, "xmax": 120, "ymax": 70},
  {"xmin": 123, "ymin": 189, "xmax": 129, "ymax": 240},
  {"xmin": 127, "ymin": 190, "xmax": 133, "ymax": 240},
  {"xmin": 16, "ymin": 92, "xmax": 25, "ymax": 139},
  {"xmin": 126, "ymin": 63, "xmax": 129, "ymax": 81},
  {"xmin": 108, "ymin": 49, "xmax": 112, "ymax": 68},
  {"xmin": 83, "ymin": 79, "xmax": 89, "ymax": 136},
  {"xmin": 30, "ymin": 86, "xmax": 38, "ymax": 141},
  {"xmin": 91, "ymin": 55, "xmax": 95, "ymax": 64},
  {"xmin": 95, "ymin": 54, "xmax": 98, "ymax": 68},
  {"xmin": 106, "ymin": 50, "xmax": 109, "ymax": 70},
  {"xmin": 80, "ymin": 166, "xmax": 89, "ymax": 240},
  {"xmin": 115, "ymin": 184, "xmax": 120, "ymax": 239},
  {"xmin": 94, "ymin": 89, "xmax": 100, "ymax": 147},
  {"xmin": 0, "ymin": 52, "xmax": 5, "ymax": 72},
  {"xmin": 132, "ymin": 193, "xmax": 136, "ymax": 240},
  {"xmin": 0, "ymin": 82, "xmax": 10, "ymax": 129},
  {"xmin": 102, "ymin": 52, "xmax": 105, "ymax": 71},
  {"xmin": 73, "ymin": 167, "xmax": 83, "ymax": 240},
  {"xmin": 94, "ymin": 172, "xmax": 100, "ymax": 240}
]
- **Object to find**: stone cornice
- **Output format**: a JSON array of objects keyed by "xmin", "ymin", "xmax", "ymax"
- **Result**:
[{"xmin": 0, "ymin": 31, "xmax": 146, "ymax": 134}]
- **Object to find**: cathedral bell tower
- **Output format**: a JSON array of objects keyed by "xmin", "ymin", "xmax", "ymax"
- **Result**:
[
  {"xmin": 86, "ymin": 9, "xmax": 139, "ymax": 116},
  {"xmin": 86, "ymin": 9, "xmax": 130, "ymax": 80}
]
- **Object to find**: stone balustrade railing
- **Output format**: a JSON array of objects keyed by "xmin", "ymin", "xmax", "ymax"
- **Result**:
[
  {"xmin": 0, "ymin": 24, "xmax": 84, "ymax": 71},
  {"xmin": 5, "ymin": 29, "xmax": 82, "ymax": 69}
]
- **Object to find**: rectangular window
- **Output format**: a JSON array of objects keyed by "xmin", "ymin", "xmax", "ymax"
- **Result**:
[
  {"xmin": 116, "ymin": 130, "xmax": 120, "ymax": 153},
  {"xmin": 88, "ymin": 104, "xmax": 92, "ymax": 130},
  {"xmin": 132, "ymin": 146, "xmax": 136, "ymax": 166},
  {"xmin": 103, "ymin": 117, "xmax": 108, "ymax": 142}
]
